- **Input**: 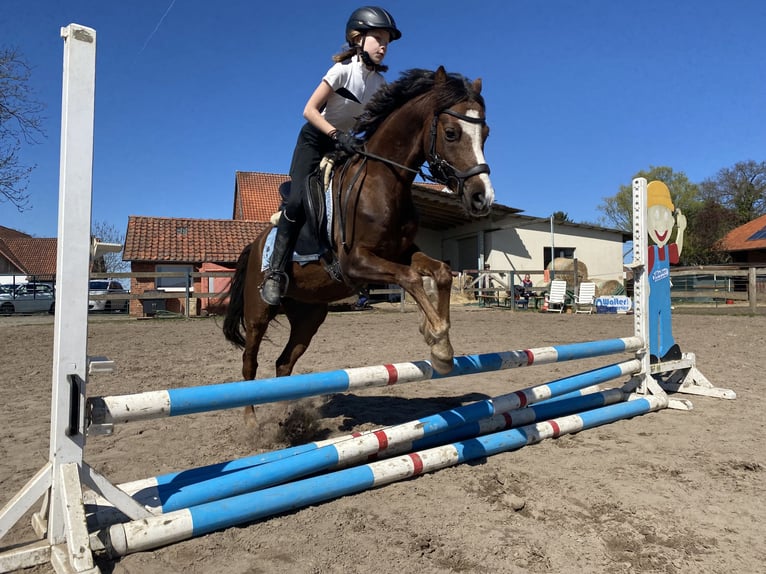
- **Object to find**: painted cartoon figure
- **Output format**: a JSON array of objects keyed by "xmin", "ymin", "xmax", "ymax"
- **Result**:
[{"xmin": 646, "ymin": 180, "xmax": 686, "ymax": 362}]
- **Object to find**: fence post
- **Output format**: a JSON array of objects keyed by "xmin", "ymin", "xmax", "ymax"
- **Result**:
[
  {"xmin": 185, "ymin": 271, "xmax": 192, "ymax": 318},
  {"xmin": 749, "ymin": 266, "xmax": 757, "ymax": 313}
]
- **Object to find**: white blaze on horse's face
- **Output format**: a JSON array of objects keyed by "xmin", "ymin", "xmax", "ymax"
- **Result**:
[{"xmin": 460, "ymin": 109, "xmax": 495, "ymax": 211}]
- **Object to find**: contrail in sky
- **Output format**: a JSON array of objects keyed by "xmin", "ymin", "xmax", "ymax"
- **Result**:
[{"xmin": 138, "ymin": 0, "xmax": 177, "ymax": 55}]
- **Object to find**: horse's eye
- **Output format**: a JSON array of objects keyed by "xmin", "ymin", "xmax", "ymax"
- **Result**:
[{"xmin": 444, "ymin": 127, "xmax": 458, "ymax": 142}]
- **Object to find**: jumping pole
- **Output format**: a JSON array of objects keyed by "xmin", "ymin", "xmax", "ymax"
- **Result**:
[
  {"xmin": 96, "ymin": 394, "xmax": 668, "ymax": 558},
  {"xmin": 84, "ymin": 359, "xmax": 639, "ymax": 521},
  {"xmin": 88, "ymin": 337, "xmax": 643, "ymax": 427}
]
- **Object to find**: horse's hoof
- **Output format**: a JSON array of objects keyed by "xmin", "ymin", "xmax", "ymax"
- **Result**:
[
  {"xmin": 243, "ymin": 406, "xmax": 258, "ymax": 429},
  {"xmin": 430, "ymin": 337, "xmax": 454, "ymax": 374},
  {"xmin": 431, "ymin": 353, "xmax": 454, "ymax": 375}
]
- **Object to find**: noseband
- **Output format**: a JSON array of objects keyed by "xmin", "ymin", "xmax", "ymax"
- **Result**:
[{"xmin": 426, "ymin": 109, "xmax": 491, "ymax": 196}]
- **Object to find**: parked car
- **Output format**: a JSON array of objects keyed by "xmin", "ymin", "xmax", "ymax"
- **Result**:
[
  {"xmin": 88, "ymin": 280, "xmax": 130, "ymax": 313},
  {"xmin": 0, "ymin": 283, "xmax": 56, "ymax": 315}
]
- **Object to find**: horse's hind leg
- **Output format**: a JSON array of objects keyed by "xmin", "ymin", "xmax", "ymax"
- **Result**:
[
  {"xmin": 242, "ymin": 298, "xmax": 279, "ymax": 427},
  {"xmin": 275, "ymin": 301, "xmax": 329, "ymax": 377}
]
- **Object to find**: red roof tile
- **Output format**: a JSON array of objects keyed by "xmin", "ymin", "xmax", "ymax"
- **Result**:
[
  {"xmin": 719, "ymin": 214, "xmax": 766, "ymax": 252},
  {"xmin": 0, "ymin": 225, "xmax": 32, "ymax": 240},
  {"xmin": 1, "ymin": 237, "xmax": 58, "ymax": 275},
  {"xmin": 124, "ymin": 216, "xmax": 270, "ymax": 262},
  {"xmin": 233, "ymin": 171, "xmax": 286, "ymax": 221}
]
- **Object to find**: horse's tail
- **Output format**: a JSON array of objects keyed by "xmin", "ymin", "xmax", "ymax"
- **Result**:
[{"xmin": 222, "ymin": 243, "xmax": 252, "ymax": 349}]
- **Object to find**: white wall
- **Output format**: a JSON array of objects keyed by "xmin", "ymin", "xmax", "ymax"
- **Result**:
[
  {"xmin": 431, "ymin": 215, "xmax": 625, "ymax": 289},
  {"xmin": 414, "ymin": 214, "xmax": 625, "ymax": 289}
]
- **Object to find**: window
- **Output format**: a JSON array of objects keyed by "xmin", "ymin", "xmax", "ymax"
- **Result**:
[
  {"xmin": 543, "ymin": 247, "xmax": 575, "ymax": 270},
  {"xmin": 16, "ymin": 284, "xmax": 53, "ymax": 297},
  {"xmin": 156, "ymin": 265, "xmax": 194, "ymax": 291}
]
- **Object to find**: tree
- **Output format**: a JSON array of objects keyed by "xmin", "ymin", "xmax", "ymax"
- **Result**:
[
  {"xmin": 0, "ymin": 48, "xmax": 46, "ymax": 211},
  {"xmin": 552, "ymin": 210, "xmax": 570, "ymax": 223},
  {"xmin": 92, "ymin": 220, "xmax": 129, "ymax": 274},
  {"xmin": 680, "ymin": 199, "xmax": 737, "ymax": 265},
  {"xmin": 598, "ymin": 166, "xmax": 700, "ymax": 232},
  {"xmin": 699, "ymin": 160, "xmax": 766, "ymax": 226}
]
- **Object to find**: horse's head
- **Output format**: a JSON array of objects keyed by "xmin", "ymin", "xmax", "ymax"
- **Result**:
[{"xmin": 426, "ymin": 67, "xmax": 495, "ymax": 217}]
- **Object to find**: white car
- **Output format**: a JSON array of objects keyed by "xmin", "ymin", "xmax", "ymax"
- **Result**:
[
  {"xmin": 88, "ymin": 280, "xmax": 130, "ymax": 313},
  {"xmin": 0, "ymin": 283, "xmax": 56, "ymax": 315}
]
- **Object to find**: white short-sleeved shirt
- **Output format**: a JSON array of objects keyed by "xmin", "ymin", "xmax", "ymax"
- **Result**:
[{"xmin": 322, "ymin": 55, "xmax": 386, "ymax": 133}]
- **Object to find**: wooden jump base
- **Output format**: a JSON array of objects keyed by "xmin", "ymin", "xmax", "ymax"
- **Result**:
[{"xmin": 0, "ymin": 24, "xmax": 735, "ymax": 574}]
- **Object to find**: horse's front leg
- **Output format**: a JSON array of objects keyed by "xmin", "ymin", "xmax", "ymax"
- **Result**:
[
  {"xmin": 409, "ymin": 251, "xmax": 454, "ymax": 373},
  {"xmin": 344, "ymin": 250, "xmax": 454, "ymax": 374}
]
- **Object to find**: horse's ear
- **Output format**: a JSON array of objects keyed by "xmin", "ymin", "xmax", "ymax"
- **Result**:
[
  {"xmin": 472, "ymin": 77, "xmax": 482, "ymax": 95},
  {"xmin": 434, "ymin": 66, "xmax": 448, "ymax": 85}
]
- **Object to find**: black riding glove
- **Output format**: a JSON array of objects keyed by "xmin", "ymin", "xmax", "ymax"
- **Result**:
[{"xmin": 332, "ymin": 131, "xmax": 364, "ymax": 154}]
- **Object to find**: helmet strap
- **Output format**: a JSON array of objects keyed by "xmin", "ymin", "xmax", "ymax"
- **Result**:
[{"xmin": 356, "ymin": 34, "xmax": 387, "ymax": 73}]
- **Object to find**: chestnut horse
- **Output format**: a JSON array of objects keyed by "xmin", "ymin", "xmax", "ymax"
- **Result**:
[{"xmin": 223, "ymin": 67, "xmax": 494, "ymax": 424}]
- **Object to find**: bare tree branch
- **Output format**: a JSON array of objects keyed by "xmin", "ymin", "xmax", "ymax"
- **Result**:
[{"xmin": 0, "ymin": 47, "xmax": 46, "ymax": 211}]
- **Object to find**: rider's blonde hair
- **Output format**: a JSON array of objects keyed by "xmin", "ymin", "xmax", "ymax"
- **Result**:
[{"xmin": 333, "ymin": 31, "xmax": 362, "ymax": 62}]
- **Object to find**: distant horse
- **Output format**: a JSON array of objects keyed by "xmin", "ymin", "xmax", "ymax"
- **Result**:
[{"xmin": 223, "ymin": 67, "xmax": 494, "ymax": 425}]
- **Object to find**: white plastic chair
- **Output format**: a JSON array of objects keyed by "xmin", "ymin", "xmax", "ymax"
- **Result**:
[
  {"xmin": 545, "ymin": 280, "xmax": 567, "ymax": 313},
  {"xmin": 574, "ymin": 282, "xmax": 596, "ymax": 314}
]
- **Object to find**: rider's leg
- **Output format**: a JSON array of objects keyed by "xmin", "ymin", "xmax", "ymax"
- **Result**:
[
  {"xmin": 260, "ymin": 123, "xmax": 331, "ymax": 306},
  {"xmin": 260, "ymin": 211, "xmax": 300, "ymax": 305}
]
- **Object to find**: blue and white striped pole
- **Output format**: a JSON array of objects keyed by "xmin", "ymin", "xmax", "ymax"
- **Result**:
[
  {"xmin": 101, "ymin": 394, "xmax": 667, "ymax": 557},
  {"xmin": 96, "ymin": 360, "xmax": 638, "ymax": 514},
  {"xmin": 90, "ymin": 337, "xmax": 642, "ymax": 425}
]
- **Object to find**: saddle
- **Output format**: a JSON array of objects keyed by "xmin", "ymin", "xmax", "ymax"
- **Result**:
[{"xmin": 273, "ymin": 157, "xmax": 343, "ymax": 282}]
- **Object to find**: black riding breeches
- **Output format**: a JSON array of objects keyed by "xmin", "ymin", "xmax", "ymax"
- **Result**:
[{"xmin": 284, "ymin": 122, "xmax": 335, "ymax": 224}]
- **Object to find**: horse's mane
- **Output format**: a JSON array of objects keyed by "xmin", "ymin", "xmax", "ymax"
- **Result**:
[{"xmin": 353, "ymin": 68, "xmax": 484, "ymax": 140}]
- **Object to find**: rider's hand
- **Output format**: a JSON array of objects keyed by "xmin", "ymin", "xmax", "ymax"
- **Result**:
[{"xmin": 332, "ymin": 131, "xmax": 364, "ymax": 154}]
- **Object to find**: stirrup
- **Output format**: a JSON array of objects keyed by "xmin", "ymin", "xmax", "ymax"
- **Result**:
[{"xmin": 260, "ymin": 271, "xmax": 289, "ymax": 305}]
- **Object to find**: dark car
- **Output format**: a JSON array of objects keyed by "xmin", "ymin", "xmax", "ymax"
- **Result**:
[{"xmin": 88, "ymin": 280, "xmax": 130, "ymax": 313}]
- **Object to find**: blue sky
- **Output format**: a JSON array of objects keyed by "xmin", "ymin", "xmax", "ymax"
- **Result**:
[{"xmin": 3, "ymin": 0, "xmax": 765, "ymax": 238}]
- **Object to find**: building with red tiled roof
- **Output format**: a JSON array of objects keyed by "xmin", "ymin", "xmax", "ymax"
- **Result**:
[
  {"xmin": 718, "ymin": 214, "xmax": 766, "ymax": 263},
  {"xmin": 0, "ymin": 225, "xmax": 58, "ymax": 283},
  {"xmin": 124, "ymin": 216, "xmax": 269, "ymax": 263},
  {"xmin": 123, "ymin": 216, "xmax": 269, "ymax": 315}
]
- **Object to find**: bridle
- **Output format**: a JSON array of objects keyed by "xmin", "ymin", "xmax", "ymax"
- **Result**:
[
  {"xmin": 425, "ymin": 109, "xmax": 491, "ymax": 196},
  {"xmin": 350, "ymin": 106, "xmax": 491, "ymax": 195}
]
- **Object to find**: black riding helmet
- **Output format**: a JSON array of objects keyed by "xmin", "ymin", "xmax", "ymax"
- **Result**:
[{"xmin": 346, "ymin": 6, "xmax": 402, "ymax": 46}]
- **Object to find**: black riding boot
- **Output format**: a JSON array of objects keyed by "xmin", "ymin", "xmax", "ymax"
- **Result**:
[{"xmin": 260, "ymin": 214, "xmax": 299, "ymax": 305}]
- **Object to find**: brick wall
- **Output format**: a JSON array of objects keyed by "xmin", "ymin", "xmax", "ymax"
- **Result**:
[{"xmin": 129, "ymin": 262, "xmax": 202, "ymax": 317}]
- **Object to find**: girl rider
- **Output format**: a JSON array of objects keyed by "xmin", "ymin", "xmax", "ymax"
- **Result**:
[{"xmin": 260, "ymin": 6, "xmax": 402, "ymax": 305}]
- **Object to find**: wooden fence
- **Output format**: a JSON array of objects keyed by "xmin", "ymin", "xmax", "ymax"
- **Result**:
[
  {"xmin": 668, "ymin": 266, "xmax": 766, "ymax": 313},
  {"xmin": 89, "ymin": 271, "xmax": 407, "ymax": 317},
  {"xmin": 87, "ymin": 264, "xmax": 765, "ymax": 317}
]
